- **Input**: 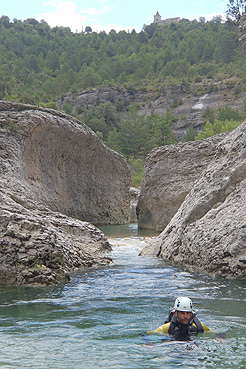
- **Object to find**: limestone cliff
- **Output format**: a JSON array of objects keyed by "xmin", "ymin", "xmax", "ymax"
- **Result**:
[
  {"xmin": 0, "ymin": 100, "xmax": 131, "ymax": 285},
  {"xmin": 137, "ymin": 135, "xmax": 224, "ymax": 231},
  {"xmin": 0, "ymin": 101, "xmax": 131, "ymax": 224},
  {"xmin": 141, "ymin": 122, "xmax": 246, "ymax": 279}
]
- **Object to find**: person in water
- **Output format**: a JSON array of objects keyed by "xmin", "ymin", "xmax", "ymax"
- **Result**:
[{"xmin": 153, "ymin": 296, "xmax": 210, "ymax": 340}]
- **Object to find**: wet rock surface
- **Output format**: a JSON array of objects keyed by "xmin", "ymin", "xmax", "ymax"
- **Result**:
[{"xmin": 129, "ymin": 187, "xmax": 140, "ymax": 223}]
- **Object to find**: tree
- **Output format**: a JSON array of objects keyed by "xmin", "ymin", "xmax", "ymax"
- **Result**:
[
  {"xmin": 182, "ymin": 125, "xmax": 198, "ymax": 142},
  {"xmin": 226, "ymin": 0, "xmax": 246, "ymax": 24},
  {"xmin": 199, "ymin": 17, "xmax": 206, "ymax": 24},
  {"xmin": 46, "ymin": 50, "xmax": 60, "ymax": 71},
  {"xmin": 217, "ymin": 105, "xmax": 244, "ymax": 121},
  {"xmin": 215, "ymin": 26, "xmax": 239, "ymax": 63},
  {"xmin": 28, "ymin": 55, "xmax": 39, "ymax": 72},
  {"xmin": 148, "ymin": 111, "xmax": 177, "ymax": 148},
  {"xmin": 85, "ymin": 26, "xmax": 92, "ymax": 34},
  {"xmin": 0, "ymin": 15, "xmax": 10, "ymax": 28},
  {"xmin": 62, "ymin": 102, "xmax": 73, "ymax": 115},
  {"xmin": 203, "ymin": 107, "xmax": 216, "ymax": 124},
  {"xmin": 116, "ymin": 110, "xmax": 148, "ymax": 158}
]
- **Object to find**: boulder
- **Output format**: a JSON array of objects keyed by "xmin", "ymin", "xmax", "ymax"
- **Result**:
[
  {"xmin": 0, "ymin": 101, "xmax": 131, "ymax": 224},
  {"xmin": 0, "ymin": 100, "xmax": 131, "ymax": 285},
  {"xmin": 0, "ymin": 192, "xmax": 112, "ymax": 286},
  {"xmin": 141, "ymin": 122, "xmax": 246, "ymax": 279},
  {"xmin": 137, "ymin": 136, "xmax": 223, "ymax": 231}
]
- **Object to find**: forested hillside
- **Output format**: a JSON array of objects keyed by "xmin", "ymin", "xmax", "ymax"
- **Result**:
[
  {"xmin": 1, "ymin": 14, "xmax": 246, "ymax": 178},
  {"xmin": 1, "ymin": 15, "xmax": 245, "ymax": 104}
]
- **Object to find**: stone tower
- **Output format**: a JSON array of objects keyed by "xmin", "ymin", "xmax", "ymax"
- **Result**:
[{"xmin": 154, "ymin": 11, "xmax": 162, "ymax": 24}]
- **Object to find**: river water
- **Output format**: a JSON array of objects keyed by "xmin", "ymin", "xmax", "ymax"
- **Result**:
[{"xmin": 0, "ymin": 224, "xmax": 245, "ymax": 368}]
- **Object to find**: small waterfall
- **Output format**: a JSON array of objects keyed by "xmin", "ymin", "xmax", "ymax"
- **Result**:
[{"xmin": 192, "ymin": 94, "xmax": 208, "ymax": 110}]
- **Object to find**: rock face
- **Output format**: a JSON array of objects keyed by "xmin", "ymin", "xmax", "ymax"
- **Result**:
[
  {"xmin": 0, "ymin": 101, "xmax": 131, "ymax": 224},
  {"xmin": 141, "ymin": 122, "xmax": 246, "ymax": 279},
  {"xmin": 0, "ymin": 192, "xmax": 112, "ymax": 286},
  {"xmin": 58, "ymin": 83, "xmax": 245, "ymax": 142},
  {"xmin": 137, "ymin": 136, "xmax": 224, "ymax": 231},
  {"xmin": 0, "ymin": 100, "xmax": 131, "ymax": 285}
]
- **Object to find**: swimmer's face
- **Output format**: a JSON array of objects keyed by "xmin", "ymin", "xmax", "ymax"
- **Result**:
[{"xmin": 175, "ymin": 310, "xmax": 192, "ymax": 325}]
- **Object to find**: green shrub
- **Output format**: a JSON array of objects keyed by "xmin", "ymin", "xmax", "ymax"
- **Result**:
[
  {"xmin": 182, "ymin": 125, "xmax": 198, "ymax": 142},
  {"xmin": 195, "ymin": 119, "xmax": 242, "ymax": 140},
  {"xmin": 62, "ymin": 102, "xmax": 73, "ymax": 115},
  {"xmin": 41, "ymin": 102, "xmax": 58, "ymax": 109},
  {"xmin": 1, "ymin": 118, "xmax": 17, "ymax": 133}
]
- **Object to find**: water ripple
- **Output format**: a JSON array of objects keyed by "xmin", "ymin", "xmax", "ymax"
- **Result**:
[{"xmin": 0, "ymin": 232, "xmax": 245, "ymax": 368}]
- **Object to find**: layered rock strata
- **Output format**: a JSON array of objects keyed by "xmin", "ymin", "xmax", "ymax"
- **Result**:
[
  {"xmin": 0, "ymin": 193, "xmax": 112, "ymax": 285},
  {"xmin": 58, "ymin": 83, "xmax": 245, "ymax": 142},
  {"xmin": 141, "ymin": 122, "xmax": 246, "ymax": 279}
]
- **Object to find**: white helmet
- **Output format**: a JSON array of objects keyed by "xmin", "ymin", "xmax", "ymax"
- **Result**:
[{"xmin": 174, "ymin": 297, "xmax": 193, "ymax": 312}]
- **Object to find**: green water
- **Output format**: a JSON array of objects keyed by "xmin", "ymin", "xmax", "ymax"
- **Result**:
[
  {"xmin": 98, "ymin": 223, "xmax": 160, "ymax": 238},
  {"xmin": 0, "ymin": 224, "xmax": 245, "ymax": 368}
]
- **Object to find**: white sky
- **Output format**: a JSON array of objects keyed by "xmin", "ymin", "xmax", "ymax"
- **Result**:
[{"xmin": 1, "ymin": 0, "xmax": 229, "ymax": 33}]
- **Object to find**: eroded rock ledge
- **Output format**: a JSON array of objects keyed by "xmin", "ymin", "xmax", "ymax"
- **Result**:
[
  {"xmin": 141, "ymin": 121, "xmax": 246, "ymax": 279},
  {"xmin": 0, "ymin": 100, "xmax": 131, "ymax": 285},
  {"xmin": 0, "ymin": 193, "xmax": 112, "ymax": 285}
]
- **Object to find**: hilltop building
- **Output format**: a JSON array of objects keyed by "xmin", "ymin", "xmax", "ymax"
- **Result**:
[{"xmin": 153, "ymin": 11, "xmax": 180, "ymax": 25}]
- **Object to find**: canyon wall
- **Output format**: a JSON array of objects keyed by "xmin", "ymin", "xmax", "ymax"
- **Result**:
[
  {"xmin": 137, "ymin": 135, "xmax": 224, "ymax": 231},
  {"xmin": 141, "ymin": 121, "xmax": 246, "ymax": 279}
]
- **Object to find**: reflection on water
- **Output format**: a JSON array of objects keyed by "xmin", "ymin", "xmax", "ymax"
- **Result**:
[
  {"xmin": 0, "ymin": 225, "xmax": 245, "ymax": 368},
  {"xmin": 97, "ymin": 223, "xmax": 160, "ymax": 238}
]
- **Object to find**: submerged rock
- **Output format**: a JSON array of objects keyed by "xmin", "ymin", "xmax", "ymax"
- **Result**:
[{"xmin": 141, "ymin": 122, "xmax": 246, "ymax": 279}]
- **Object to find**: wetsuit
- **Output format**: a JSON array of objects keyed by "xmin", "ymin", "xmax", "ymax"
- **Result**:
[{"xmin": 153, "ymin": 313, "xmax": 210, "ymax": 340}]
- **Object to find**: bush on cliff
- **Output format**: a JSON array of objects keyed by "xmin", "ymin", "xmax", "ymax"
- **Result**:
[{"xmin": 195, "ymin": 105, "xmax": 245, "ymax": 139}]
